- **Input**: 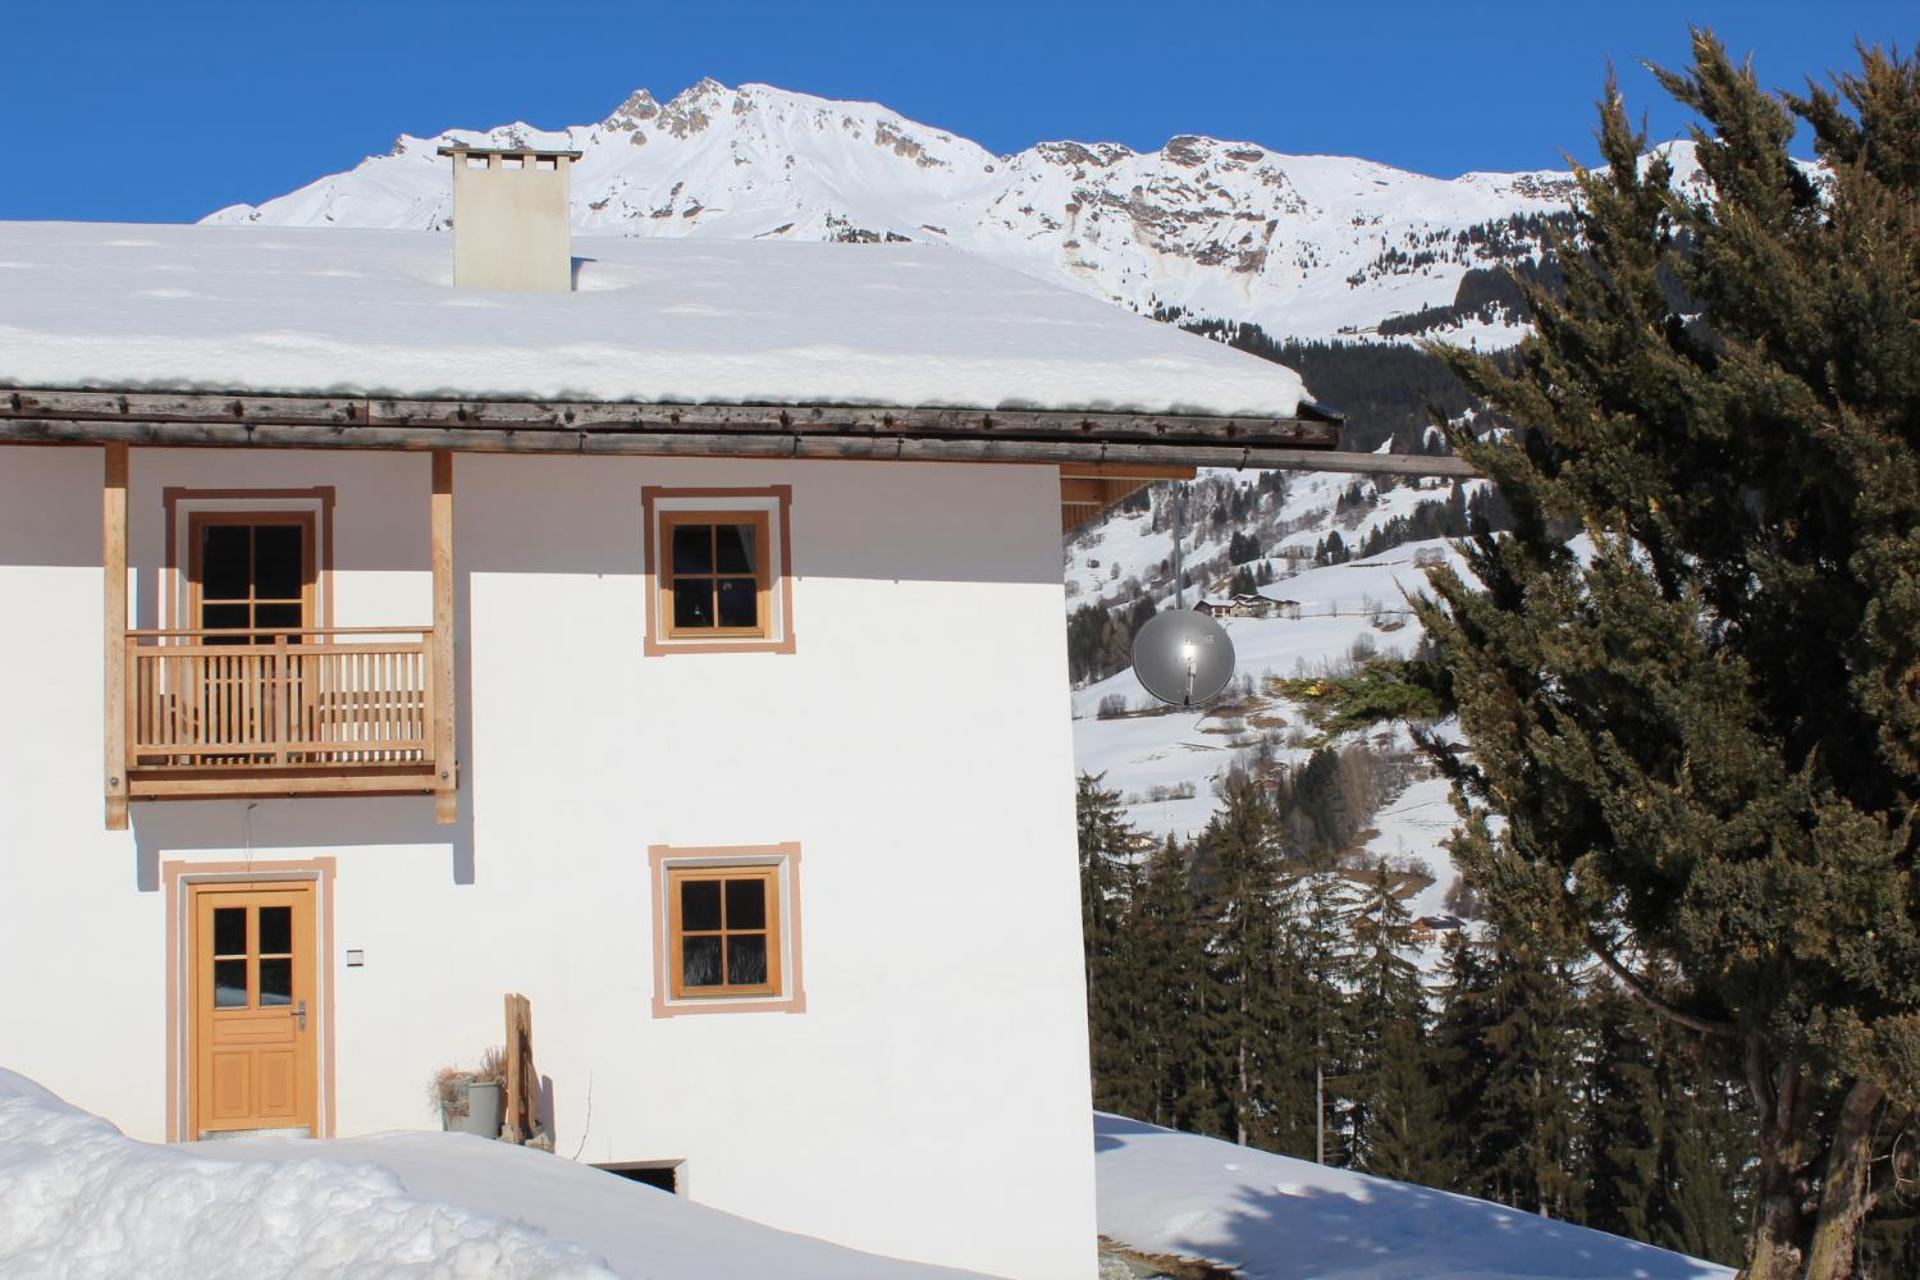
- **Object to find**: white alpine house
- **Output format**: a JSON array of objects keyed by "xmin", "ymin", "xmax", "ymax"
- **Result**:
[{"xmin": 0, "ymin": 145, "xmax": 1344, "ymax": 1279}]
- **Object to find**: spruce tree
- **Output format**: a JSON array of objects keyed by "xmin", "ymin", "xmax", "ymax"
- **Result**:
[
  {"xmin": 1077, "ymin": 773, "xmax": 1149, "ymax": 1117},
  {"xmin": 1406, "ymin": 32, "xmax": 1920, "ymax": 1276},
  {"xmin": 1293, "ymin": 864, "xmax": 1355, "ymax": 1164},
  {"xmin": 1343, "ymin": 860, "xmax": 1450, "ymax": 1183},
  {"xmin": 1190, "ymin": 770, "xmax": 1306, "ymax": 1146},
  {"xmin": 1132, "ymin": 834, "xmax": 1206, "ymax": 1131}
]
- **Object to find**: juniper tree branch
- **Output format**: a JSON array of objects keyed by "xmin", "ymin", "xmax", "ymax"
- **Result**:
[{"xmin": 1588, "ymin": 932, "xmax": 1740, "ymax": 1038}]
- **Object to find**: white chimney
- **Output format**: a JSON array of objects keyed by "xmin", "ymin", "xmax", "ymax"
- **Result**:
[{"xmin": 436, "ymin": 145, "xmax": 580, "ymax": 293}]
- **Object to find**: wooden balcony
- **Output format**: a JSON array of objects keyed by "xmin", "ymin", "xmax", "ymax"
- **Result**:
[
  {"xmin": 101, "ymin": 447, "xmax": 457, "ymax": 827},
  {"xmin": 123, "ymin": 627, "xmax": 445, "ymax": 801}
]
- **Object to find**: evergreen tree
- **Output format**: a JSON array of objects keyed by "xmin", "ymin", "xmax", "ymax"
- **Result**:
[
  {"xmin": 1343, "ymin": 861, "xmax": 1450, "ymax": 1183},
  {"xmin": 1077, "ymin": 774, "xmax": 1149, "ymax": 1117},
  {"xmin": 1132, "ymin": 834, "xmax": 1207, "ymax": 1132},
  {"xmin": 1293, "ymin": 865, "xmax": 1355, "ymax": 1164},
  {"xmin": 1190, "ymin": 771, "xmax": 1308, "ymax": 1147},
  {"xmin": 1406, "ymin": 33, "xmax": 1920, "ymax": 1276}
]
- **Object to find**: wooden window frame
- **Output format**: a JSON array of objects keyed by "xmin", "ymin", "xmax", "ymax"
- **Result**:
[
  {"xmin": 649, "ymin": 843, "xmax": 806, "ymax": 1017},
  {"xmin": 665, "ymin": 864, "xmax": 782, "ymax": 999},
  {"xmin": 642, "ymin": 486, "xmax": 795, "ymax": 655},
  {"xmin": 657, "ymin": 508, "xmax": 773, "ymax": 642},
  {"xmin": 163, "ymin": 487, "xmax": 336, "ymax": 634},
  {"xmin": 186, "ymin": 509, "xmax": 319, "ymax": 636}
]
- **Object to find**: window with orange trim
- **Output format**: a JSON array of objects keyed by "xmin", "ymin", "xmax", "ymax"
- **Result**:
[
  {"xmin": 666, "ymin": 865, "xmax": 782, "ymax": 999},
  {"xmin": 642, "ymin": 487, "xmax": 794, "ymax": 655},
  {"xmin": 659, "ymin": 510, "xmax": 772, "ymax": 639}
]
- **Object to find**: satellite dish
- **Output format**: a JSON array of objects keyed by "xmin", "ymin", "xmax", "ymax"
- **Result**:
[{"xmin": 1131, "ymin": 609, "xmax": 1236, "ymax": 707}]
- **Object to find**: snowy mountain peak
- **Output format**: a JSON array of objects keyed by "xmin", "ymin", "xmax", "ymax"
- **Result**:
[
  {"xmin": 602, "ymin": 88, "xmax": 659, "ymax": 132},
  {"xmin": 204, "ymin": 79, "xmax": 1589, "ymax": 346}
]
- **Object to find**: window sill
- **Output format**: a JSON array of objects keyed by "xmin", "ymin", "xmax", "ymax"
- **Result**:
[
  {"xmin": 643, "ymin": 632, "xmax": 796, "ymax": 656},
  {"xmin": 651, "ymin": 991, "xmax": 807, "ymax": 1018}
]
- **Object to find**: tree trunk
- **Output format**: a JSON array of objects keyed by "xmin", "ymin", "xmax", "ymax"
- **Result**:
[
  {"xmin": 1801, "ymin": 1080, "xmax": 1884, "ymax": 1280},
  {"xmin": 1742, "ymin": 1040, "xmax": 1809, "ymax": 1280}
]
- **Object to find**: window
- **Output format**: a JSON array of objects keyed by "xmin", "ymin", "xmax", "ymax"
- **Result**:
[
  {"xmin": 667, "ymin": 865, "xmax": 779, "ymax": 998},
  {"xmin": 642, "ymin": 487, "xmax": 794, "ymax": 654},
  {"xmin": 189, "ymin": 512, "xmax": 316, "ymax": 642},
  {"xmin": 661, "ymin": 512, "xmax": 771, "ymax": 638},
  {"xmin": 649, "ymin": 843, "xmax": 806, "ymax": 1016}
]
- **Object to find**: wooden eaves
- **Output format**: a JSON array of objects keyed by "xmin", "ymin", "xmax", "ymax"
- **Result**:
[{"xmin": 0, "ymin": 386, "xmax": 1480, "ymax": 529}]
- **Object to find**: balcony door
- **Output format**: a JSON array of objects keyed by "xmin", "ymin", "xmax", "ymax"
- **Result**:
[{"xmin": 188, "ymin": 512, "xmax": 317, "ymax": 641}]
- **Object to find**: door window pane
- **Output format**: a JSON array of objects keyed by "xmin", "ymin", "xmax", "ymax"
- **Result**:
[
  {"xmin": 253, "ymin": 525, "xmax": 304, "ymax": 599},
  {"xmin": 253, "ymin": 603, "xmax": 303, "ymax": 633},
  {"xmin": 258, "ymin": 906, "xmax": 291, "ymax": 955},
  {"xmin": 680, "ymin": 879, "xmax": 722, "ymax": 931},
  {"xmin": 258, "ymin": 958, "xmax": 292, "ymax": 1007},
  {"xmin": 727, "ymin": 935, "xmax": 768, "ymax": 986},
  {"xmin": 724, "ymin": 878, "xmax": 766, "ymax": 929},
  {"xmin": 213, "ymin": 958, "xmax": 248, "ymax": 1008},
  {"xmin": 213, "ymin": 907, "xmax": 246, "ymax": 956},
  {"xmin": 201, "ymin": 526, "xmax": 251, "ymax": 599},
  {"xmin": 202, "ymin": 603, "xmax": 250, "ymax": 634}
]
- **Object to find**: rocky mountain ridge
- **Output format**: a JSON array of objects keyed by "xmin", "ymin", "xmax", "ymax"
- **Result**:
[{"xmin": 206, "ymin": 78, "xmax": 1598, "ymax": 347}]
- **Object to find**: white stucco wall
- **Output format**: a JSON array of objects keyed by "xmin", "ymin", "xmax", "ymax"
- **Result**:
[{"xmin": 0, "ymin": 445, "xmax": 1096, "ymax": 1280}]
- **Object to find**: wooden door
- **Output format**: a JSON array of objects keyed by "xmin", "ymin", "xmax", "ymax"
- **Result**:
[
  {"xmin": 189, "ymin": 882, "xmax": 318, "ymax": 1137},
  {"xmin": 187, "ymin": 513, "xmax": 317, "ymax": 761}
]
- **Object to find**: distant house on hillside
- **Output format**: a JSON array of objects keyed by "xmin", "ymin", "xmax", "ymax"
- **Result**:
[
  {"xmin": 1411, "ymin": 914, "xmax": 1467, "ymax": 945},
  {"xmin": 0, "ymin": 148, "xmax": 1338, "ymax": 1279},
  {"xmin": 1197, "ymin": 593, "xmax": 1287, "ymax": 620}
]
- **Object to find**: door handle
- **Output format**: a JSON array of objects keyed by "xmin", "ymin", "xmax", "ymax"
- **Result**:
[{"xmin": 294, "ymin": 999, "xmax": 307, "ymax": 1032}]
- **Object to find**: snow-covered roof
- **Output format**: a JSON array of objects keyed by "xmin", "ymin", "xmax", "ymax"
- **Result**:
[{"xmin": 0, "ymin": 222, "xmax": 1307, "ymax": 418}]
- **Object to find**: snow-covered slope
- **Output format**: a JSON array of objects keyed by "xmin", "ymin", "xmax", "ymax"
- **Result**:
[
  {"xmin": 1096, "ymin": 1112, "xmax": 1733, "ymax": 1280},
  {"xmin": 205, "ymin": 79, "xmax": 1585, "ymax": 345},
  {"xmin": 0, "ymin": 1068, "xmax": 987, "ymax": 1279}
]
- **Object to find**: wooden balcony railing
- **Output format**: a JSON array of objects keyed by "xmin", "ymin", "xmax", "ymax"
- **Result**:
[{"xmin": 124, "ymin": 626, "xmax": 441, "ymax": 797}]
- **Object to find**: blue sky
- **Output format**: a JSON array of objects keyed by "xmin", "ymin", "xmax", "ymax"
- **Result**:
[{"xmin": 3, "ymin": 1, "xmax": 1907, "ymax": 222}]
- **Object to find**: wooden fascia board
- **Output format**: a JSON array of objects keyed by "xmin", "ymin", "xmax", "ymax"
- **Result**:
[
  {"xmin": 0, "ymin": 416, "xmax": 1478, "ymax": 477},
  {"xmin": 0, "ymin": 387, "xmax": 1339, "ymax": 449}
]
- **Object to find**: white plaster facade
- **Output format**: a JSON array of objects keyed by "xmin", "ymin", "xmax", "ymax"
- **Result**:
[{"xmin": 0, "ymin": 444, "xmax": 1097, "ymax": 1279}]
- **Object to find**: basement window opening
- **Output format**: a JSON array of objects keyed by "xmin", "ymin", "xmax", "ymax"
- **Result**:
[{"xmin": 597, "ymin": 1161, "xmax": 683, "ymax": 1195}]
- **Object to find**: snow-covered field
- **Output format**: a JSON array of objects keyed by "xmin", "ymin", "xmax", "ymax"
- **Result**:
[
  {"xmin": 0, "ymin": 1069, "xmax": 1733, "ymax": 1280},
  {"xmin": 0, "ymin": 1069, "xmax": 983, "ymax": 1279},
  {"xmin": 1096, "ymin": 1113, "xmax": 1733, "ymax": 1280}
]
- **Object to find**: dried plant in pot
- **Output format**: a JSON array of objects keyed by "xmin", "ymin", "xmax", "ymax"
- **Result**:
[{"xmin": 431, "ymin": 1047, "xmax": 508, "ymax": 1138}]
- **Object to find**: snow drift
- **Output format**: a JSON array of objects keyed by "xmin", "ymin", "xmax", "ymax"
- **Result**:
[
  {"xmin": 0, "ymin": 1070, "xmax": 982, "ymax": 1279},
  {"xmin": 1095, "ymin": 1112, "xmax": 1734, "ymax": 1280}
]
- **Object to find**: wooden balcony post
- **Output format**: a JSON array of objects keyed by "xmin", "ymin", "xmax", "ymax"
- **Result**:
[
  {"xmin": 431, "ymin": 451, "xmax": 457, "ymax": 824},
  {"xmin": 103, "ymin": 443, "xmax": 129, "ymax": 830}
]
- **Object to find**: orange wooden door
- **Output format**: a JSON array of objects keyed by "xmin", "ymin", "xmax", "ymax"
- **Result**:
[{"xmin": 190, "ymin": 883, "xmax": 318, "ymax": 1137}]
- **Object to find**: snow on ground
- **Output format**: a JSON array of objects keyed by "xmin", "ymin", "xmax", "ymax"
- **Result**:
[
  {"xmin": 1072, "ymin": 536, "xmax": 1468, "ymax": 845},
  {"xmin": 0, "ymin": 1069, "xmax": 984, "ymax": 1280},
  {"xmin": 1365, "ymin": 773, "xmax": 1463, "ymax": 922},
  {"xmin": 1095, "ymin": 1113, "xmax": 1734, "ymax": 1280},
  {"xmin": 0, "ymin": 222, "xmax": 1304, "ymax": 418}
]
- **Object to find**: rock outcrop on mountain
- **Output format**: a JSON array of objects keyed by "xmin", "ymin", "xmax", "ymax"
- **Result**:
[{"xmin": 206, "ymin": 79, "xmax": 1595, "ymax": 347}]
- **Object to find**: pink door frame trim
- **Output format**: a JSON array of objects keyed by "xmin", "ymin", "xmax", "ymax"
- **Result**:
[{"xmin": 162, "ymin": 857, "xmax": 338, "ymax": 1141}]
